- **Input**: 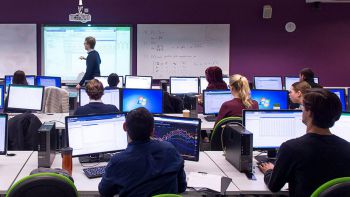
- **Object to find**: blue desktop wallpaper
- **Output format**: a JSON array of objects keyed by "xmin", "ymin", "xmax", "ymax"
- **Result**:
[
  {"xmin": 251, "ymin": 90, "xmax": 288, "ymax": 109},
  {"xmin": 0, "ymin": 85, "xmax": 4, "ymax": 109},
  {"xmin": 122, "ymin": 89, "xmax": 163, "ymax": 113},
  {"xmin": 327, "ymin": 89, "xmax": 346, "ymax": 111}
]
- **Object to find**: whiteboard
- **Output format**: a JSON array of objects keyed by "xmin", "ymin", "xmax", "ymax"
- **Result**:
[
  {"xmin": 0, "ymin": 24, "xmax": 37, "ymax": 76},
  {"xmin": 137, "ymin": 24, "xmax": 230, "ymax": 79}
]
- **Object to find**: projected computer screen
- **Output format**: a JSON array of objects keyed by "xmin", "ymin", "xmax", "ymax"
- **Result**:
[
  {"xmin": 200, "ymin": 76, "xmax": 229, "ymax": 93},
  {"xmin": 121, "ymin": 89, "xmax": 163, "ymax": 114},
  {"xmin": 79, "ymin": 88, "xmax": 120, "ymax": 108},
  {"xmin": 203, "ymin": 90, "xmax": 233, "ymax": 115},
  {"xmin": 125, "ymin": 76, "xmax": 152, "ymax": 89},
  {"xmin": 0, "ymin": 85, "xmax": 4, "ymax": 109},
  {"xmin": 284, "ymin": 76, "xmax": 319, "ymax": 90},
  {"xmin": 95, "ymin": 76, "xmax": 123, "ymax": 88},
  {"xmin": 243, "ymin": 110, "xmax": 306, "ymax": 149},
  {"xmin": 153, "ymin": 116, "xmax": 200, "ymax": 161},
  {"xmin": 326, "ymin": 88, "xmax": 346, "ymax": 111},
  {"xmin": 330, "ymin": 112, "xmax": 350, "ymax": 142},
  {"xmin": 254, "ymin": 76, "xmax": 283, "ymax": 90},
  {"xmin": 36, "ymin": 76, "xmax": 61, "ymax": 88},
  {"xmin": 251, "ymin": 90, "xmax": 288, "ymax": 109},
  {"xmin": 43, "ymin": 25, "xmax": 132, "ymax": 83},
  {"xmin": 5, "ymin": 75, "xmax": 35, "ymax": 92},
  {"xmin": 0, "ymin": 114, "xmax": 7, "ymax": 154},
  {"xmin": 8, "ymin": 85, "xmax": 44, "ymax": 111},
  {"xmin": 66, "ymin": 113, "xmax": 127, "ymax": 157},
  {"xmin": 170, "ymin": 77, "xmax": 199, "ymax": 95}
]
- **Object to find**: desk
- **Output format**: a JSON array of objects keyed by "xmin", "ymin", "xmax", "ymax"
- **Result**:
[
  {"xmin": 205, "ymin": 151, "xmax": 288, "ymax": 195},
  {"xmin": 164, "ymin": 114, "xmax": 214, "ymax": 130},
  {"xmin": 0, "ymin": 151, "xmax": 33, "ymax": 194},
  {"xmin": 16, "ymin": 152, "xmax": 238, "ymax": 197}
]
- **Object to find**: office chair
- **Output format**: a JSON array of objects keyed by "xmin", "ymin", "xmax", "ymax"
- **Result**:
[
  {"xmin": 311, "ymin": 177, "xmax": 350, "ymax": 197},
  {"xmin": 42, "ymin": 86, "xmax": 69, "ymax": 113},
  {"xmin": 210, "ymin": 116, "xmax": 242, "ymax": 151},
  {"xmin": 7, "ymin": 172, "xmax": 78, "ymax": 197}
]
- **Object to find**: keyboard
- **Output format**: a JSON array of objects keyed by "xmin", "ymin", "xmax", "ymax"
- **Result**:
[
  {"xmin": 204, "ymin": 116, "xmax": 216, "ymax": 122},
  {"xmin": 83, "ymin": 166, "xmax": 107, "ymax": 179}
]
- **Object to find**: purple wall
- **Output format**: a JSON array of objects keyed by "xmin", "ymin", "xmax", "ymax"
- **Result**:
[{"xmin": 0, "ymin": 0, "xmax": 350, "ymax": 86}]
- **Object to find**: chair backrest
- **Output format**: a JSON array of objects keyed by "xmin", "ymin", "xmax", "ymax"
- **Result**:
[
  {"xmin": 311, "ymin": 177, "xmax": 350, "ymax": 197},
  {"xmin": 7, "ymin": 172, "xmax": 78, "ymax": 197},
  {"xmin": 210, "ymin": 116, "xmax": 242, "ymax": 151},
  {"xmin": 43, "ymin": 87, "xmax": 69, "ymax": 113}
]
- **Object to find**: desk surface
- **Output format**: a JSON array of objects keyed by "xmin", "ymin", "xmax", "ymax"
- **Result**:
[
  {"xmin": 0, "ymin": 151, "xmax": 33, "ymax": 194},
  {"xmin": 16, "ymin": 152, "xmax": 238, "ymax": 196},
  {"xmin": 205, "ymin": 151, "xmax": 288, "ymax": 195}
]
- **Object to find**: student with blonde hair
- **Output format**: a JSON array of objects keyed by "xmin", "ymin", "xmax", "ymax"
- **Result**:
[
  {"xmin": 216, "ymin": 74, "xmax": 258, "ymax": 123},
  {"xmin": 289, "ymin": 81, "xmax": 311, "ymax": 106}
]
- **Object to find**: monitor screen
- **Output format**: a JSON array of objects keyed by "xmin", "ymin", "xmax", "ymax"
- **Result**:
[
  {"xmin": 200, "ymin": 76, "xmax": 229, "ymax": 93},
  {"xmin": 66, "ymin": 113, "xmax": 128, "ymax": 157},
  {"xmin": 125, "ymin": 75, "xmax": 152, "ymax": 89},
  {"xmin": 284, "ymin": 76, "xmax": 319, "ymax": 90},
  {"xmin": 330, "ymin": 112, "xmax": 350, "ymax": 142},
  {"xmin": 36, "ymin": 76, "xmax": 61, "ymax": 88},
  {"xmin": 0, "ymin": 114, "xmax": 8, "ymax": 155},
  {"xmin": 5, "ymin": 75, "xmax": 35, "ymax": 92},
  {"xmin": 326, "ymin": 88, "xmax": 346, "ymax": 111},
  {"xmin": 254, "ymin": 76, "xmax": 283, "ymax": 90},
  {"xmin": 0, "ymin": 85, "xmax": 4, "ymax": 109},
  {"xmin": 94, "ymin": 76, "xmax": 123, "ymax": 88},
  {"xmin": 251, "ymin": 90, "xmax": 288, "ymax": 109},
  {"xmin": 153, "ymin": 115, "xmax": 201, "ymax": 161},
  {"xmin": 170, "ymin": 77, "xmax": 199, "ymax": 95},
  {"xmin": 79, "ymin": 88, "xmax": 120, "ymax": 108},
  {"xmin": 43, "ymin": 25, "xmax": 132, "ymax": 83},
  {"xmin": 121, "ymin": 89, "xmax": 163, "ymax": 114},
  {"xmin": 7, "ymin": 85, "xmax": 44, "ymax": 111},
  {"xmin": 203, "ymin": 90, "xmax": 233, "ymax": 115},
  {"xmin": 243, "ymin": 110, "xmax": 306, "ymax": 149}
]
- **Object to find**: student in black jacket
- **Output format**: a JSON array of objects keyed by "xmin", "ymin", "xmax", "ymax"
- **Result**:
[
  {"xmin": 105, "ymin": 73, "xmax": 120, "ymax": 90},
  {"xmin": 74, "ymin": 79, "xmax": 119, "ymax": 115},
  {"xmin": 76, "ymin": 36, "xmax": 101, "ymax": 89},
  {"xmin": 299, "ymin": 68, "xmax": 322, "ymax": 88},
  {"xmin": 258, "ymin": 88, "xmax": 350, "ymax": 197}
]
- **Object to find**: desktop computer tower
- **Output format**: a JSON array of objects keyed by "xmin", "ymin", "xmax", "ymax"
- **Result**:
[
  {"xmin": 224, "ymin": 123, "xmax": 253, "ymax": 173},
  {"xmin": 38, "ymin": 122, "xmax": 56, "ymax": 168}
]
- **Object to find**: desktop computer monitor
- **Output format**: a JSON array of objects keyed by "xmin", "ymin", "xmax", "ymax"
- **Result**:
[
  {"xmin": 7, "ymin": 85, "xmax": 44, "ymax": 111},
  {"xmin": 170, "ymin": 77, "xmax": 199, "ymax": 95},
  {"xmin": 0, "ymin": 85, "xmax": 4, "ymax": 109},
  {"xmin": 0, "ymin": 114, "xmax": 8, "ymax": 155},
  {"xmin": 243, "ymin": 110, "xmax": 306, "ymax": 160},
  {"xmin": 200, "ymin": 76, "xmax": 229, "ymax": 93},
  {"xmin": 36, "ymin": 76, "xmax": 61, "ymax": 88},
  {"xmin": 94, "ymin": 76, "xmax": 124, "ymax": 88},
  {"xmin": 203, "ymin": 90, "xmax": 233, "ymax": 115},
  {"xmin": 66, "ymin": 113, "xmax": 128, "ymax": 157},
  {"xmin": 250, "ymin": 90, "xmax": 288, "ymax": 109},
  {"xmin": 121, "ymin": 89, "xmax": 163, "ymax": 114},
  {"xmin": 79, "ymin": 88, "xmax": 120, "ymax": 108},
  {"xmin": 153, "ymin": 115, "xmax": 201, "ymax": 161},
  {"xmin": 5, "ymin": 75, "xmax": 36, "ymax": 92},
  {"xmin": 254, "ymin": 76, "xmax": 283, "ymax": 90},
  {"xmin": 330, "ymin": 112, "xmax": 350, "ymax": 142},
  {"xmin": 284, "ymin": 76, "xmax": 319, "ymax": 90},
  {"xmin": 326, "ymin": 88, "xmax": 346, "ymax": 111},
  {"xmin": 125, "ymin": 75, "xmax": 152, "ymax": 89}
]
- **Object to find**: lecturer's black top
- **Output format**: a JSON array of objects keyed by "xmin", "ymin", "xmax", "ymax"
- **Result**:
[
  {"xmin": 264, "ymin": 133, "xmax": 350, "ymax": 197},
  {"xmin": 79, "ymin": 50, "xmax": 101, "ymax": 86}
]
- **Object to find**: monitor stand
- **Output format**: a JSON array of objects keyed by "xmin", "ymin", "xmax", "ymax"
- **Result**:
[
  {"xmin": 78, "ymin": 153, "xmax": 112, "ymax": 163},
  {"xmin": 254, "ymin": 149, "xmax": 277, "ymax": 164}
]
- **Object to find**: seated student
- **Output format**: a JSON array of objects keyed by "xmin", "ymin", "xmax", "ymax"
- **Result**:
[
  {"xmin": 4, "ymin": 70, "xmax": 29, "ymax": 113},
  {"xmin": 205, "ymin": 66, "xmax": 228, "ymax": 90},
  {"xmin": 216, "ymin": 74, "xmax": 258, "ymax": 123},
  {"xmin": 161, "ymin": 80, "xmax": 183, "ymax": 113},
  {"xmin": 99, "ymin": 107, "xmax": 187, "ymax": 196},
  {"xmin": 74, "ymin": 79, "xmax": 119, "ymax": 115},
  {"xmin": 299, "ymin": 68, "xmax": 322, "ymax": 88},
  {"xmin": 105, "ymin": 73, "xmax": 120, "ymax": 89},
  {"xmin": 258, "ymin": 88, "xmax": 350, "ymax": 197},
  {"xmin": 289, "ymin": 81, "xmax": 311, "ymax": 109}
]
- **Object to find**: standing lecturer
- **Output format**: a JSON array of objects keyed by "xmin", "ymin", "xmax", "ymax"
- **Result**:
[{"xmin": 76, "ymin": 36, "xmax": 101, "ymax": 89}]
